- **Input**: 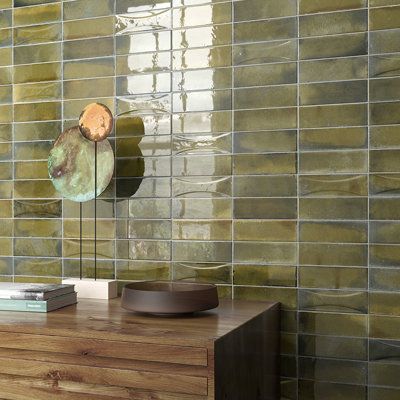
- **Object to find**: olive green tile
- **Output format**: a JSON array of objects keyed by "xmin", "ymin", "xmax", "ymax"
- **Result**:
[
  {"xmin": 0, "ymin": 124, "xmax": 11, "ymax": 142},
  {"xmin": 370, "ymin": 55, "xmax": 400, "ymax": 78},
  {"xmin": 234, "ymin": 265, "xmax": 297, "ymax": 287},
  {"xmin": 370, "ymin": 338, "xmax": 400, "ymax": 361},
  {"xmin": 299, "ymin": 0, "xmax": 366, "ymax": 14},
  {"xmin": 370, "ymin": 244, "xmax": 400, "ymax": 267},
  {"xmin": 173, "ymin": 24, "xmax": 231, "ymax": 49},
  {"xmin": 235, "ymin": 63, "xmax": 297, "ymax": 87},
  {"xmin": 0, "ymin": 182, "xmax": 12, "ymax": 200},
  {"xmin": 0, "ymin": 258, "xmax": 12, "ymax": 276},
  {"xmin": 172, "ymin": 176, "xmax": 230, "ymax": 198},
  {"xmin": 0, "ymin": 0, "xmax": 10, "ymax": 8},
  {"xmin": 0, "ymin": 9, "xmax": 11, "ymax": 29},
  {"xmin": 370, "ymin": 150, "xmax": 400, "ymax": 172},
  {"xmin": 370, "ymin": 29, "xmax": 400, "ymax": 54},
  {"xmin": 173, "ymin": 262, "xmax": 231, "ymax": 284},
  {"xmin": 370, "ymin": 268, "xmax": 400, "ymax": 291},
  {"xmin": 14, "ymin": 42, "xmax": 61, "ymax": 65},
  {"xmin": 300, "ymin": 33, "xmax": 367, "ymax": 60},
  {"xmin": 299, "ymin": 358, "xmax": 367, "ymax": 385},
  {"xmin": 371, "ymin": 0, "xmax": 400, "ymax": 4},
  {"xmin": 369, "ymin": 387, "xmax": 400, "ymax": 400},
  {"xmin": 14, "ymin": 257, "xmax": 61, "ymax": 277},
  {"xmin": 234, "ymin": 130, "xmax": 296, "ymax": 153},
  {"xmin": 63, "ymin": 77, "xmax": 114, "ymax": 100},
  {"xmin": 0, "ymin": 105, "xmax": 11, "ymax": 123},
  {"xmin": 0, "ymin": 142, "xmax": 10, "ymax": 160},
  {"xmin": 234, "ymin": 18, "xmax": 297, "ymax": 43},
  {"xmin": 235, "ymin": 108, "xmax": 297, "ymax": 131},
  {"xmin": 15, "ymin": 141, "xmax": 52, "ymax": 161},
  {"xmin": 15, "ymin": 161, "xmax": 48, "ymax": 179},
  {"xmin": 173, "ymin": 241, "xmax": 231, "ymax": 263},
  {"xmin": 300, "ymin": 127, "xmax": 367, "ymax": 150},
  {"xmin": 14, "ymin": 81, "xmax": 61, "ymax": 103},
  {"xmin": 117, "ymin": 31, "xmax": 171, "ymax": 55},
  {"xmin": 0, "ymin": 48, "xmax": 11, "ymax": 66},
  {"xmin": 14, "ymin": 3, "xmax": 61, "ymax": 27},
  {"xmin": 300, "ymin": 289, "xmax": 367, "ymax": 313},
  {"xmin": 14, "ymin": 0, "xmax": 58, "ymax": 5},
  {"xmin": 173, "ymin": 111, "xmax": 231, "ymax": 134},
  {"xmin": 173, "ymin": 68, "xmax": 231, "ymax": 92},
  {"xmin": 173, "ymin": 46, "xmax": 231, "ymax": 70},
  {"xmin": 172, "ymin": 220, "xmax": 230, "ymax": 240},
  {"xmin": 300, "ymin": 266, "xmax": 367, "ymax": 290},
  {"xmin": 63, "ymin": 98, "xmax": 114, "ymax": 120},
  {"xmin": 116, "ymin": 260, "xmax": 170, "ymax": 281},
  {"xmin": 173, "ymin": 154, "xmax": 231, "ymax": 176},
  {"xmin": 0, "ymin": 85, "xmax": 11, "ymax": 104},
  {"xmin": 64, "ymin": 0, "xmax": 114, "ymax": 20},
  {"xmin": 129, "ymin": 198, "xmax": 170, "ymax": 219},
  {"xmin": 14, "ymin": 219, "xmax": 61, "ymax": 238},
  {"xmin": 14, "ymin": 276, "xmax": 61, "ymax": 284},
  {"xmin": 14, "ymin": 238, "xmax": 60, "ymax": 257},
  {"xmin": 0, "ymin": 66, "xmax": 11, "ymax": 84},
  {"xmin": 299, "ymin": 311, "xmax": 367, "ymax": 336},
  {"xmin": 280, "ymin": 379, "xmax": 297, "ymax": 400},
  {"xmin": 14, "ymin": 180, "xmax": 58, "ymax": 199},
  {"xmin": 300, "ymin": 81, "xmax": 367, "ymax": 105},
  {"xmin": 234, "ymin": 175, "xmax": 296, "ymax": 197},
  {"xmin": 369, "ymin": 363, "xmax": 400, "ymax": 389},
  {"xmin": 0, "ymin": 28, "xmax": 11, "ymax": 47},
  {"xmin": 173, "ymin": 132, "xmax": 230, "ymax": 155},
  {"xmin": 172, "ymin": 198, "xmax": 231, "ymax": 219},
  {"xmin": 370, "ymin": 315, "xmax": 400, "ymax": 339},
  {"xmin": 300, "ymin": 104, "xmax": 367, "ymax": 128},
  {"xmin": 14, "ymin": 121, "xmax": 60, "ymax": 142},
  {"xmin": 234, "ymin": 0, "xmax": 296, "ymax": 21},
  {"xmin": 370, "ymin": 292, "xmax": 400, "ymax": 316},
  {"xmin": 0, "ymin": 217, "xmax": 11, "ymax": 236},
  {"xmin": 14, "ymin": 102, "xmax": 61, "ymax": 122},
  {"xmin": 234, "ymin": 220, "xmax": 296, "ymax": 242},
  {"xmin": 118, "ymin": 219, "xmax": 169, "ymax": 240},
  {"xmin": 234, "ymin": 198, "xmax": 297, "ymax": 219},
  {"xmin": 0, "ymin": 238, "xmax": 11, "ymax": 256},
  {"xmin": 300, "ymin": 243, "xmax": 367, "ymax": 266},
  {"xmin": 173, "ymin": 89, "xmax": 231, "ymax": 112},
  {"xmin": 14, "ymin": 63, "xmax": 61, "ymax": 84},
  {"xmin": 64, "ymin": 16, "xmax": 114, "ymax": 41},
  {"xmin": 300, "ymin": 10, "xmax": 367, "ymax": 37},
  {"xmin": 173, "ymin": 3, "xmax": 231, "ymax": 28},
  {"xmin": 0, "ymin": 200, "xmax": 11, "ymax": 217},
  {"xmin": 64, "ymin": 239, "xmax": 114, "ymax": 259},
  {"xmin": 370, "ymin": 198, "xmax": 400, "ymax": 219},
  {"xmin": 300, "ymin": 56, "xmax": 367, "ymax": 83},
  {"xmin": 0, "ymin": 161, "xmax": 11, "ymax": 179},
  {"xmin": 14, "ymin": 199, "xmax": 61, "ymax": 219},
  {"xmin": 233, "ymin": 154, "xmax": 296, "ymax": 175},
  {"xmin": 235, "ymin": 86, "xmax": 297, "ymax": 109},
  {"xmin": 370, "ymin": 77, "xmax": 400, "ymax": 102},
  {"xmin": 370, "ymin": 6, "xmax": 400, "ymax": 31},
  {"xmin": 234, "ymin": 286, "xmax": 297, "ymax": 310},
  {"xmin": 64, "ymin": 199, "xmax": 114, "ymax": 219},
  {"xmin": 14, "ymin": 23, "xmax": 61, "ymax": 46},
  {"xmin": 64, "ymin": 37, "xmax": 114, "ymax": 60},
  {"xmin": 300, "ymin": 174, "xmax": 367, "ymax": 197},
  {"xmin": 117, "ymin": 52, "xmax": 170, "ymax": 75},
  {"xmin": 300, "ymin": 198, "xmax": 367, "ymax": 219},
  {"xmin": 300, "ymin": 221, "xmax": 367, "ymax": 243},
  {"xmin": 233, "ymin": 39, "xmax": 297, "ymax": 66}
]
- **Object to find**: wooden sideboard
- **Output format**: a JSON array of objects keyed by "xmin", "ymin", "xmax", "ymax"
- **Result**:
[{"xmin": 0, "ymin": 298, "xmax": 279, "ymax": 400}]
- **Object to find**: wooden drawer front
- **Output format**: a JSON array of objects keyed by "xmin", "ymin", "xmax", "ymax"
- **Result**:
[
  {"xmin": 0, "ymin": 332, "xmax": 207, "ymax": 366},
  {"xmin": 0, "ymin": 357, "xmax": 208, "ymax": 397}
]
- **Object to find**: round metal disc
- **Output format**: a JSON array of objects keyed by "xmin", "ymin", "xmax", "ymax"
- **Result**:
[
  {"xmin": 48, "ymin": 126, "xmax": 114, "ymax": 202},
  {"xmin": 78, "ymin": 103, "xmax": 113, "ymax": 142}
]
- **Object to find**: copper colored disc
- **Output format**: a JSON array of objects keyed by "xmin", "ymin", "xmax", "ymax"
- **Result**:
[{"xmin": 79, "ymin": 103, "xmax": 113, "ymax": 142}]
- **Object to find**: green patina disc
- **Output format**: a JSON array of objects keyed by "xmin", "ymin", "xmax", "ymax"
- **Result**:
[{"xmin": 48, "ymin": 126, "xmax": 114, "ymax": 202}]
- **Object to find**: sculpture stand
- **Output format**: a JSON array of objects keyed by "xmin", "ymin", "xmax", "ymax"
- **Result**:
[{"xmin": 62, "ymin": 278, "xmax": 118, "ymax": 299}]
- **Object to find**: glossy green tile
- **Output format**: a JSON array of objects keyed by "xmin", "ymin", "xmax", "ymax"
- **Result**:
[
  {"xmin": 14, "ymin": 219, "xmax": 61, "ymax": 238},
  {"xmin": 371, "ymin": 0, "xmax": 400, "ymax": 4},
  {"xmin": 173, "ymin": 154, "xmax": 231, "ymax": 176},
  {"xmin": 14, "ymin": 238, "xmax": 60, "ymax": 257},
  {"xmin": 173, "ymin": 68, "xmax": 231, "ymax": 92},
  {"xmin": 234, "ymin": 198, "xmax": 297, "ymax": 219},
  {"xmin": 300, "ymin": 127, "xmax": 367, "ymax": 150},
  {"xmin": 173, "ymin": 111, "xmax": 231, "ymax": 134},
  {"xmin": 116, "ymin": 260, "xmax": 169, "ymax": 281},
  {"xmin": 173, "ymin": 24, "xmax": 231, "ymax": 49},
  {"xmin": 300, "ymin": 175, "xmax": 368, "ymax": 197},
  {"xmin": 129, "ymin": 198, "xmax": 170, "ymax": 219},
  {"xmin": 370, "ymin": 268, "xmax": 400, "ymax": 291},
  {"xmin": 172, "ymin": 198, "xmax": 231, "ymax": 219},
  {"xmin": 235, "ymin": 86, "xmax": 297, "ymax": 109},
  {"xmin": 173, "ymin": 89, "xmax": 231, "ymax": 112},
  {"xmin": 300, "ymin": 221, "xmax": 367, "ymax": 243},
  {"xmin": 14, "ymin": 199, "xmax": 61, "ymax": 219},
  {"xmin": 117, "ymin": 73, "xmax": 170, "ymax": 95},
  {"xmin": 14, "ymin": 102, "xmax": 61, "ymax": 122},
  {"xmin": 63, "ymin": 57, "xmax": 114, "ymax": 80},
  {"xmin": 63, "ymin": 77, "xmax": 114, "ymax": 100},
  {"xmin": 64, "ymin": 0, "xmax": 114, "ymax": 20},
  {"xmin": 173, "ymin": 132, "xmax": 230, "ymax": 155},
  {"xmin": 14, "ymin": 141, "xmax": 52, "ymax": 161},
  {"xmin": 0, "ymin": 162, "xmax": 11, "ymax": 179},
  {"xmin": 14, "ymin": 257, "xmax": 61, "ymax": 277},
  {"xmin": 235, "ymin": 63, "xmax": 297, "ymax": 87},
  {"xmin": 173, "ymin": 3, "xmax": 231, "ymax": 28},
  {"xmin": 370, "ymin": 292, "xmax": 400, "ymax": 316},
  {"xmin": 14, "ymin": 81, "xmax": 61, "ymax": 103},
  {"xmin": 234, "ymin": 154, "xmax": 296, "ymax": 175},
  {"xmin": 300, "ymin": 81, "xmax": 367, "ymax": 105},
  {"xmin": 370, "ymin": 55, "xmax": 400, "ymax": 78},
  {"xmin": 300, "ymin": 104, "xmax": 367, "ymax": 128},
  {"xmin": 300, "ymin": 56, "xmax": 367, "ymax": 83},
  {"xmin": 15, "ymin": 161, "xmax": 48, "ymax": 179},
  {"xmin": 300, "ymin": 198, "xmax": 367, "ymax": 219},
  {"xmin": 14, "ymin": 180, "xmax": 58, "ymax": 199},
  {"xmin": 117, "ymin": 31, "xmax": 171, "ymax": 55},
  {"xmin": 0, "ymin": 105, "xmax": 12, "ymax": 123},
  {"xmin": 64, "ymin": 219, "xmax": 115, "ymax": 240},
  {"xmin": 172, "ymin": 220, "xmax": 230, "ymax": 240},
  {"xmin": 0, "ymin": 28, "xmax": 11, "ymax": 47},
  {"xmin": 14, "ymin": 42, "xmax": 61, "ymax": 65},
  {"xmin": 0, "ymin": 142, "xmax": 11, "ymax": 160},
  {"xmin": 0, "ymin": 124, "xmax": 11, "ymax": 142},
  {"xmin": 117, "ymin": 136, "xmax": 170, "ymax": 157},
  {"xmin": 14, "ymin": 23, "xmax": 61, "ymax": 46},
  {"xmin": 370, "ymin": 150, "xmax": 400, "ymax": 172},
  {"xmin": 64, "ymin": 37, "xmax": 114, "ymax": 60},
  {"xmin": 0, "ymin": 200, "xmax": 11, "ymax": 217},
  {"xmin": 14, "ymin": 121, "xmax": 60, "ymax": 142},
  {"xmin": 63, "ymin": 98, "xmax": 114, "ymax": 120},
  {"xmin": 299, "ymin": 0, "xmax": 366, "ymax": 14},
  {"xmin": 117, "ymin": 52, "xmax": 170, "ymax": 75},
  {"xmin": 300, "ymin": 33, "xmax": 367, "ymax": 60},
  {"xmin": 370, "ymin": 6, "xmax": 400, "ymax": 31},
  {"xmin": 370, "ymin": 315, "xmax": 400, "ymax": 339},
  {"xmin": 0, "ymin": 0, "xmax": 11, "ymax": 8},
  {"xmin": 14, "ymin": 62, "xmax": 61, "ymax": 84},
  {"xmin": 235, "ymin": 108, "xmax": 297, "ymax": 131},
  {"xmin": 14, "ymin": 3, "xmax": 61, "ymax": 27},
  {"xmin": 173, "ymin": 241, "xmax": 231, "ymax": 263},
  {"xmin": 235, "ymin": 18, "xmax": 297, "ymax": 43},
  {"xmin": 172, "ymin": 176, "xmax": 231, "ymax": 198},
  {"xmin": 63, "ymin": 16, "xmax": 114, "ymax": 40},
  {"xmin": 369, "ymin": 363, "xmax": 400, "ymax": 390},
  {"xmin": 234, "ymin": 220, "xmax": 296, "ymax": 242},
  {"xmin": 0, "ymin": 47, "xmax": 11, "ymax": 66},
  {"xmin": 233, "ymin": 39, "xmax": 297, "ymax": 65},
  {"xmin": 234, "ymin": 175, "xmax": 296, "ymax": 197},
  {"xmin": 0, "ymin": 85, "xmax": 11, "ymax": 104},
  {"xmin": 64, "ymin": 239, "xmax": 114, "ymax": 259},
  {"xmin": 370, "ymin": 77, "xmax": 400, "ymax": 102},
  {"xmin": 0, "ymin": 9, "xmax": 11, "ymax": 29},
  {"xmin": 0, "ymin": 238, "xmax": 11, "ymax": 256},
  {"xmin": 234, "ymin": 0, "xmax": 296, "ymax": 21},
  {"xmin": 173, "ymin": 46, "xmax": 231, "ymax": 70},
  {"xmin": 0, "ymin": 66, "xmax": 11, "ymax": 84},
  {"xmin": 370, "ymin": 29, "xmax": 400, "ymax": 54},
  {"xmin": 370, "ymin": 244, "xmax": 400, "ymax": 267},
  {"xmin": 0, "ymin": 182, "xmax": 13, "ymax": 200},
  {"xmin": 173, "ymin": 262, "xmax": 231, "ymax": 284},
  {"xmin": 234, "ymin": 130, "xmax": 296, "ymax": 153},
  {"xmin": 369, "ymin": 387, "xmax": 400, "ymax": 400},
  {"xmin": 234, "ymin": 265, "xmax": 297, "ymax": 287},
  {"xmin": 370, "ymin": 198, "xmax": 400, "ymax": 219}
]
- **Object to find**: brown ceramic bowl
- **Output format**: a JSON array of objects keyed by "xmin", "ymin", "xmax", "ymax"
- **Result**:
[{"xmin": 121, "ymin": 281, "xmax": 219, "ymax": 315}]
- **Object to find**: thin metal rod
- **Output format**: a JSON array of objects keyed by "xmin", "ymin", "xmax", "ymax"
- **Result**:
[
  {"xmin": 80, "ymin": 202, "xmax": 83, "ymax": 280},
  {"xmin": 94, "ymin": 141, "xmax": 97, "ymax": 281}
]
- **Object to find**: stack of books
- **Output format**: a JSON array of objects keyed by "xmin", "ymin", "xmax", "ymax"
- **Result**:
[{"xmin": 0, "ymin": 283, "xmax": 77, "ymax": 313}]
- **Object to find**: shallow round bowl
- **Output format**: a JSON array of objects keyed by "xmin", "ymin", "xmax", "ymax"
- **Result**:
[{"xmin": 121, "ymin": 281, "xmax": 219, "ymax": 315}]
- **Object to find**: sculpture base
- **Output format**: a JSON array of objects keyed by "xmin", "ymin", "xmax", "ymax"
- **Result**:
[{"xmin": 62, "ymin": 278, "xmax": 118, "ymax": 300}]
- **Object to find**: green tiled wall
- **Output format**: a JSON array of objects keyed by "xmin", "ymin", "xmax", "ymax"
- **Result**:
[{"xmin": 0, "ymin": 0, "xmax": 399, "ymax": 398}]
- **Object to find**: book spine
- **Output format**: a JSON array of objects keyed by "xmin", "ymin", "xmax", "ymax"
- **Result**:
[{"xmin": 0, "ymin": 300, "xmax": 47, "ymax": 312}]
